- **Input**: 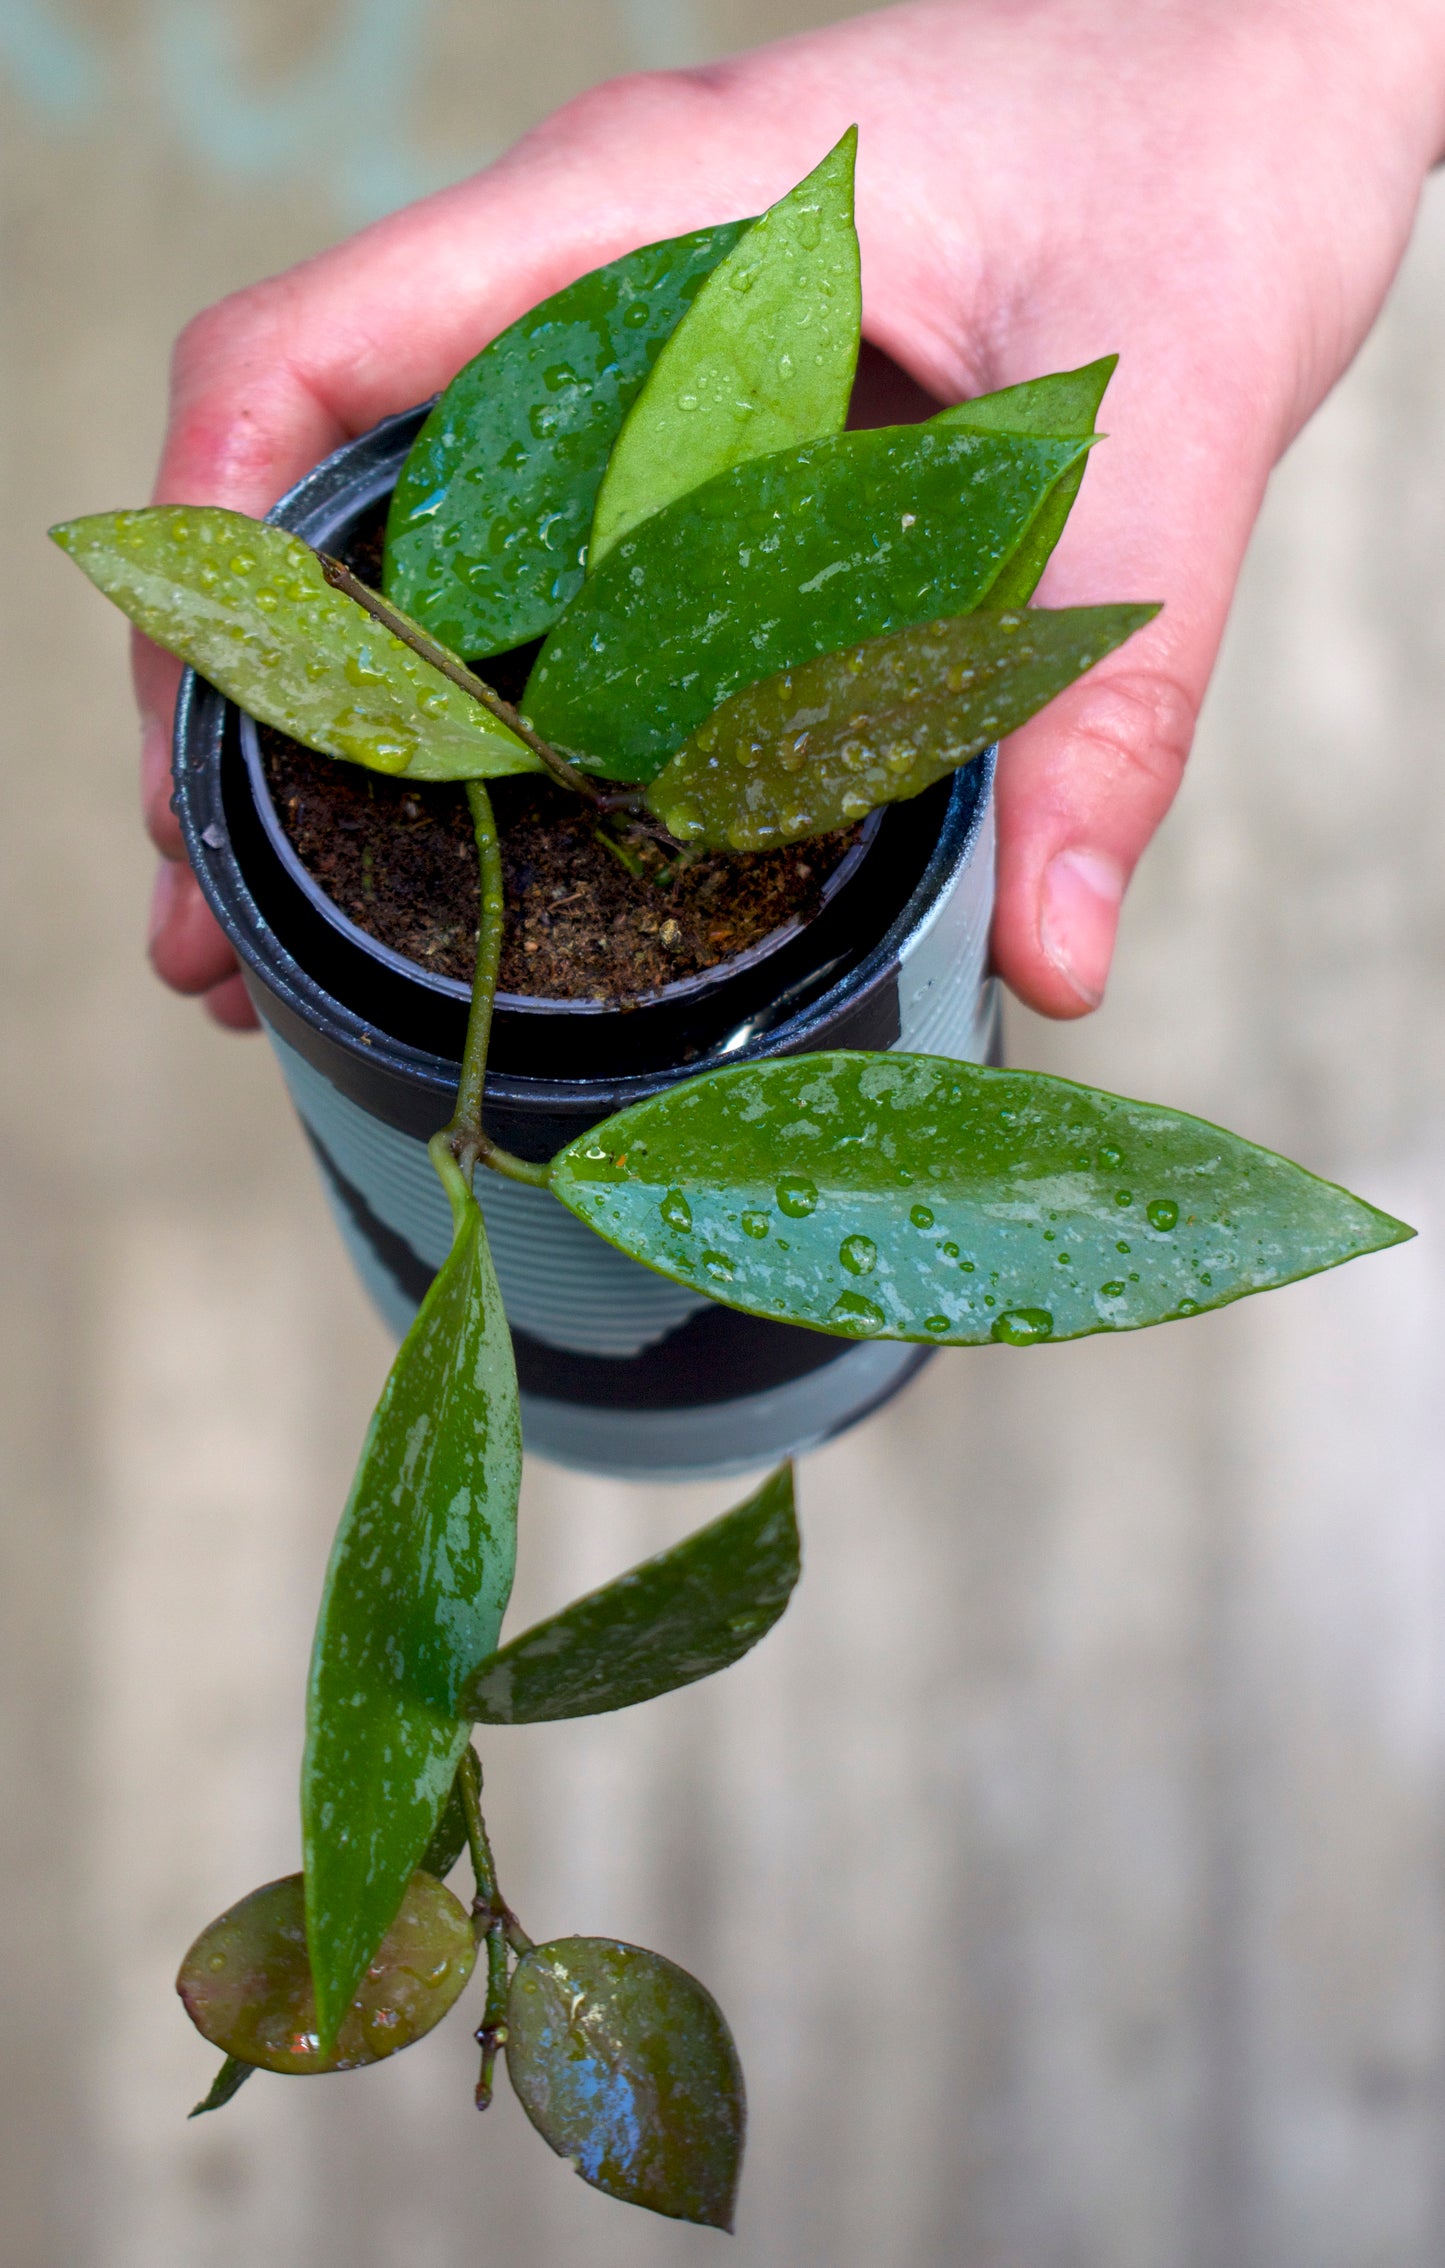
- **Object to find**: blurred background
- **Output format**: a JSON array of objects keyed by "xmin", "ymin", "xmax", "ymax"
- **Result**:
[{"xmin": 4, "ymin": 4, "xmax": 1445, "ymax": 2264}]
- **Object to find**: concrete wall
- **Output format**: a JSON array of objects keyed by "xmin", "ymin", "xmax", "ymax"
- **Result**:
[{"xmin": 3, "ymin": 6, "xmax": 1444, "ymax": 2263}]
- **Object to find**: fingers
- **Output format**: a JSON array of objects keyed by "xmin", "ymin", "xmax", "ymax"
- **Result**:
[{"xmin": 988, "ymin": 354, "xmax": 1267, "ymax": 1017}]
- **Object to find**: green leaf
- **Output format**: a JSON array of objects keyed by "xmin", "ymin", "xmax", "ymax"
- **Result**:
[
  {"xmin": 419, "ymin": 1748, "xmax": 477, "ymax": 1879},
  {"xmin": 589, "ymin": 130, "xmax": 860, "ymax": 567},
  {"xmin": 460, "ymin": 1464, "xmax": 799, "ymax": 1723},
  {"xmin": 936, "ymin": 356, "xmax": 1117, "ymax": 604},
  {"xmin": 177, "ymin": 1871, "xmax": 476, "ymax": 2075},
  {"xmin": 50, "ymin": 508, "xmax": 538, "ymax": 783},
  {"xmin": 526, "ymin": 425, "xmax": 1091, "ymax": 782},
  {"xmin": 303, "ymin": 1147, "xmax": 521, "ymax": 2048},
  {"xmin": 506, "ymin": 1938, "xmax": 745, "ymax": 2229},
  {"xmin": 647, "ymin": 603, "xmax": 1159, "ymax": 850},
  {"xmin": 382, "ymin": 221, "xmax": 750, "ymax": 656},
  {"xmin": 188, "ymin": 2056, "xmax": 256, "ymax": 2118},
  {"xmin": 551, "ymin": 1053, "xmax": 1413, "ymax": 1345}
]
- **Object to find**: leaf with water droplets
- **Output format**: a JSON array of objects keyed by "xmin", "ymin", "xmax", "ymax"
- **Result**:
[
  {"xmin": 646, "ymin": 603, "xmax": 1158, "ymax": 848},
  {"xmin": 527, "ymin": 425, "xmax": 1091, "ymax": 781},
  {"xmin": 551, "ymin": 1054, "xmax": 1413, "ymax": 1343},
  {"xmin": 589, "ymin": 131, "xmax": 860, "ymax": 567},
  {"xmin": 49, "ymin": 508, "xmax": 537, "ymax": 782},
  {"xmin": 460, "ymin": 1464, "xmax": 798, "ymax": 1723},
  {"xmin": 303, "ymin": 1146, "xmax": 520, "ymax": 2050},
  {"xmin": 383, "ymin": 221, "xmax": 750, "ymax": 656},
  {"xmin": 178, "ymin": 1871, "xmax": 476, "ymax": 2075},
  {"xmin": 936, "ymin": 356, "xmax": 1118, "ymax": 604},
  {"xmin": 506, "ymin": 1938, "xmax": 745, "ymax": 2228}
]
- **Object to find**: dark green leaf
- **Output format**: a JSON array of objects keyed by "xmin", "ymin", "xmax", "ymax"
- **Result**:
[
  {"xmin": 188, "ymin": 2056, "xmax": 255, "ymax": 2118},
  {"xmin": 382, "ymin": 221, "xmax": 750, "ymax": 656},
  {"xmin": 419, "ymin": 1748, "xmax": 478, "ymax": 1879},
  {"xmin": 525, "ymin": 425, "xmax": 1090, "ymax": 781},
  {"xmin": 937, "ymin": 356, "xmax": 1117, "ymax": 604},
  {"xmin": 507, "ymin": 1938, "xmax": 744, "ymax": 2229},
  {"xmin": 460, "ymin": 1464, "xmax": 799, "ymax": 1723},
  {"xmin": 646, "ymin": 603, "xmax": 1158, "ymax": 849},
  {"xmin": 49, "ymin": 509, "xmax": 537, "ymax": 782},
  {"xmin": 589, "ymin": 131, "xmax": 859, "ymax": 565},
  {"xmin": 303, "ymin": 1149, "xmax": 520, "ymax": 2047},
  {"xmin": 178, "ymin": 1871, "xmax": 475, "ymax": 2075},
  {"xmin": 551, "ymin": 1053, "xmax": 1413, "ymax": 1344}
]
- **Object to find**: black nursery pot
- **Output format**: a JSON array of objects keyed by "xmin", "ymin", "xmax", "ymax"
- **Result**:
[{"xmin": 173, "ymin": 408, "xmax": 1001, "ymax": 1478}]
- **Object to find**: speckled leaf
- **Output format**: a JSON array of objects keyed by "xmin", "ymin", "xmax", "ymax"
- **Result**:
[
  {"xmin": 589, "ymin": 131, "xmax": 859, "ymax": 566},
  {"xmin": 188, "ymin": 2056, "xmax": 255, "ymax": 2118},
  {"xmin": 461, "ymin": 1464, "xmax": 798, "ymax": 1723},
  {"xmin": 937, "ymin": 356, "xmax": 1117, "ymax": 604},
  {"xmin": 178, "ymin": 1872, "xmax": 475, "ymax": 2075},
  {"xmin": 382, "ymin": 221, "xmax": 749, "ymax": 656},
  {"xmin": 526, "ymin": 425, "xmax": 1091, "ymax": 781},
  {"xmin": 49, "ymin": 508, "xmax": 537, "ymax": 781},
  {"xmin": 303, "ymin": 1151, "xmax": 520, "ymax": 2048},
  {"xmin": 551, "ymin": 1053, "xmax": 1413, "ymax": 1345},
  {"xmin": 419, "ymin": 1748, "xmax": 477, "ymax": 1880},
  {"xmin": 647, "ymin": 603, "xmax": 1158, "ymax": 850},
  {"xmin": 507, "ymin": 1938, "xmax": 744, "ymax": 2228}
]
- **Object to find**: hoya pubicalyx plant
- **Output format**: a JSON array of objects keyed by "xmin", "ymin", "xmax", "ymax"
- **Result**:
[{"xmin": 53, "ymin": 131, "xmax": 1411, "ymax": 2230}]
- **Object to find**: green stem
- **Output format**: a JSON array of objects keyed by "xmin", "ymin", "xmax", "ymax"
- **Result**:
[
  {"xmin": 458, "ymin": 1749, "xmax": 532, "ymax": 2112},
  {"xmin": 316, "ymin": 551, "xmax": 606, "ymax": 806},
  {"xmin": 439, "ymin": 781, "xmax": 552, "ymax": 1191}
]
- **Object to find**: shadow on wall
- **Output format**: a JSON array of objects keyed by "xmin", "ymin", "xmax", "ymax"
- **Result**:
[{"xmin": 0, "ymin": 0, "xmax": 707, "ymax": 224}]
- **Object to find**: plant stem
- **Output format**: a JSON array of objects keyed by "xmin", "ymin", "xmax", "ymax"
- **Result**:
[
  {"xmin": 439, "ymin": 781, "xmax": 552, "ymax": 1190},
  {"xmin": 316, "ymin": 550, "xmax": 608, "ymax": 805},
  {"xmin": 458, "ymin": 1748, "xmax": 532, "ymax": 2112}
]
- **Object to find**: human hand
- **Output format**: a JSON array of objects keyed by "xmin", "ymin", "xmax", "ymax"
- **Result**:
[{"xmin": 140, "ymin": 0, "xmax": 1445, "ymax": 1029}]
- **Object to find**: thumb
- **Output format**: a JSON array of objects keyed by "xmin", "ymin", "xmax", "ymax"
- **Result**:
[{"xmin": 989, "ymin": 369, "xmax": 1268, "ymax": 1018}]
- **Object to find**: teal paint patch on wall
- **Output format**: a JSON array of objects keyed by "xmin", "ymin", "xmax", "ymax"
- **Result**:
[
  {"xmin": 149, "ymin": 0, "xmax": 478, "ymax": 225},
  {"xmin": 0, "ymin": 0, "xmax": 101, "ymax": 118}
]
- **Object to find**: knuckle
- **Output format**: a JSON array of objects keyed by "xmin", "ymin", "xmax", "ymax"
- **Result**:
[
  {"xmin": 1066, "ymin": 665, "xmax": 1197, "ymax": 815},
  {"xmin": 535, "ymin": 64, "xmax": 729, "ymax": 149}
]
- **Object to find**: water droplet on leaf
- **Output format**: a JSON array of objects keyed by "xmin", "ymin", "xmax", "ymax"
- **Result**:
[
  {"xmin": 839, "ymin": 1234, "xmax": 877, "ymax": 1276},
  {"xmin": 776, "ymin": 1177, "xmax": 818, "ymax": 1218},
  {"xmin": 991, "ymin": 1308, "xmax": 1054, "ymax": 1346}
]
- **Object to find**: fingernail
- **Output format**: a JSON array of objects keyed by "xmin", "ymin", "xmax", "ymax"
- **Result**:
[
  {"xmin": 1039, "ymin": 848, "xmax": 1125, "ymax": 1008},
  {"xmin": 149, "ymin": 859, "xmax": 180, "ymax": 948}
]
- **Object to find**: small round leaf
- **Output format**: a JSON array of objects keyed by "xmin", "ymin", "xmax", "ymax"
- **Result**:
[
  {"xmin": 177, "ymin": 1871, "xmax": 475, "ymax": 2074},
  {"xmin": 506, "ymin": 1937, "xmax": 745, "ymax": 2229}
]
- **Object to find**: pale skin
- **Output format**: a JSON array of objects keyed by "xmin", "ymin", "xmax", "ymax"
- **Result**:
[{"xmin": 137, "ymin": 0, "xmax": 1445, "ymax": 1032}]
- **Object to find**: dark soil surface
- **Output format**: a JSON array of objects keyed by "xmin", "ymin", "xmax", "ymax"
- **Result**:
[
  {"xmin": 259, "ymin": 504, "xmax": 859, "ymax": 1004},
  {"xmin": 261, "ymin": 732, "xmax": 858, "ymax": 1001}
]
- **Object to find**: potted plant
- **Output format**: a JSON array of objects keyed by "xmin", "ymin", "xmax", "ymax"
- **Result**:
[{"xmin": 52, "ymin": 131, "xmax": 1411, "ymax": 2233}]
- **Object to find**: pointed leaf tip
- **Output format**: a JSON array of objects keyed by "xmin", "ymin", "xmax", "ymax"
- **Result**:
[
  {"xmin": 188, "ymin": 2055, "xmax": 255, "ymax": 2118},
  {"xmin": 507, "ymin": 1938, "xmax": 745, "ymax": 2228},
  {"xmin": 588, "ymin": 130, "xmax": 861, "ymax": 565},
  {"xmin": 461, "ymin": 1463, "xmax": 799, "ymax": 1723}
]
